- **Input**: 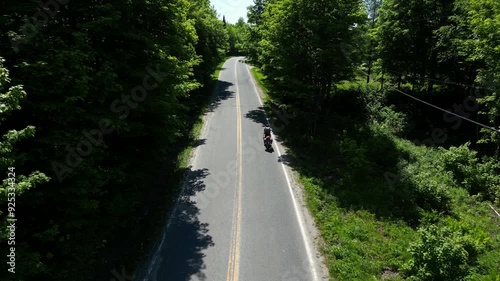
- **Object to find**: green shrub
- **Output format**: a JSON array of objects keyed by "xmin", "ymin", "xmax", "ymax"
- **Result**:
[
  {"xmin": 442, "ymin": 143, "xmax": 500, "ymax": 204},
  {"xmin": 403, "ymin": 224, "xmax": 482, "ymax": 281},
  {"xmin": 360, "ymin": 86, "xmax": 408, "ymax": 136},
  {"xmin": 388, "ymin": 141, "xmax": 452, "ymax": 218},
  {"xmin": 376, "ymin": 106, "xmax": 408, "ymax": 136},
  {"xmin": 409, "ymin": 164, "xmax": 451, "ymax": 211}
]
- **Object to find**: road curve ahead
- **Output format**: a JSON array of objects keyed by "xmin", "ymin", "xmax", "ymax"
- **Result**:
[{"xmin": 139, "ymin": 57, "xmax": 326, "ymax": 281}]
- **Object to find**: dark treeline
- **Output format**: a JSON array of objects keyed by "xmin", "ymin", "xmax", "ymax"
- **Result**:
[
  {"xmin": 247, "ymin": 0, "xmax": 500, "ymax": 280},
  {"xmin": 247, "ymin": 0, "xmax": 499, "ymax": 148},
  {"xmin": 247, "ymin": 0, "xmax": 500, "ymax": 205},
  {"xmin": 375, "ymin": 0, "xmax": 500, "ymax": 150},
  {"xmin": 0, "ymin": 1, "xmax": 248, "ymax": 280}
]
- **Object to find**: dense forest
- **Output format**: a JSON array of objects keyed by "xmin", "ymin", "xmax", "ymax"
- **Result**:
[
  {"xmin": 0, "ymin": 1, "xmax": 246, "ymax": 280},
  {"xmin": 1, "ymin": 0, "xmax": 499, "ymax": 280},
  {"xmin": 245, "ymin": 0, "xmax": 500, "ymax": 280}
]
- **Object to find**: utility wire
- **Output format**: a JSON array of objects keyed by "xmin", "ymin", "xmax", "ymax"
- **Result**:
[
  {"xmin": 358, "ymin": 68, "xmax": 499, "ymax": 133},
  {"xmin": 392, "ymin": 88, "xmax": 500, "ymax": 133},
  {"xmin": 490, "ymin": 204, "xmax": 500, "ymax": 219}
]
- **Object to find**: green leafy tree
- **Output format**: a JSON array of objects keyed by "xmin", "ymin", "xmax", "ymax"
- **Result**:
[
  {"xmin": 0, "ymin": 1, "xmax": 203, "ymax": 280},
  {"xmin": 375, "ymin": 0, "xmax": 455, "ymax": 91},
  {"xmin": 189, "ymin": 0, "xmax": 229, "ymax": 86},
  {"xmin": 363, "ymin": 0, "xmax": 382, "ymax": 83},
  {"xmin": 457, "ymin": 0, "xmax": 500, "ymax": 150},
  {"xmin": 0, "ymin": 58, "xmax": 49, "ymax": 279},
  {"xmin": 258, "ymin": 0, "xmax": 366, "ymax": 135},
  {"xmin": 246, "ymin": 0, "xmax": 269, "ymax": 65},
  {"xmin": 227, "ymin": 18, "xmax": 249, "ymax": 56}
]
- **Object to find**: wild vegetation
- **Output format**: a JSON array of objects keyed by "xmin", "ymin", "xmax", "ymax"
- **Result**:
[
  {"xmin": 1, "ymin": 0, "xmax": 499, "ymax": 280},
  {"xmin": 0, "ymin": 1, "xmax": 249, "ymax": 280},
  {"xmin": 246, "ymin": 0, "xmax": 500, "ymax": 280}
]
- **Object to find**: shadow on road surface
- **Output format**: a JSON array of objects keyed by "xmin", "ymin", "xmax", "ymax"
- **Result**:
[
  {"xmin": 244, "ymin": 107, "xmax": 268, "ymax": 128},
  {"xmin": 149, "ymin": 168, "xmax": 214, "ymax": 281},
  {"xmin": 191, "ymin": 138, "xmax": 207, "ymax": 148},
  {"xmin": 207, "ymin": 80, "xmax": 234, "ymax": 113}
]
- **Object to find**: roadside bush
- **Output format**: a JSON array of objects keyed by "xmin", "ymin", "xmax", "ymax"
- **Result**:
[
  {"xmin": 360, "ymin": 86, "xmax": 408, "ymax": 136},
  {"xmin": 442, "ymin": 143, "xmax": 500, "ymax": 205},
  {"xmin": 407, "ymin": 163, "xmax": 451, "ymax": 212},
  {"xmin": 387, "ymin": 140, "xmax": 453, "ymax": 221},
  {"xmin": 403, "ymin": 224, "xmax": 482, "ymax": 281}
]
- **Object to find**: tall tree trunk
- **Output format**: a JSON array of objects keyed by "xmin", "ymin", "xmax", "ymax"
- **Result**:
[
  {"xmin": 381, "ymin": 70, "xmax": 385, "ymax": 91},
  {"xmin": 412, "ymin": 71, "xmax": 417, "ymax": 91},
  {"xmin": 427, "ymin": 53, "xmax": 437, "ymax": 94},
  {"xmin": 367, "ymin": 39, "xmax": 373, "ymax": 83},
  {"xmin": 367, "ymin": 59, "xmax": 372, "ymax": 83},
  {"xmin": 367, "ymin": 14, "xmax": 376, "ymax": 84}
]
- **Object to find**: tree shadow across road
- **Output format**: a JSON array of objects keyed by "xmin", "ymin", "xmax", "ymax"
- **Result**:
[
  {"xmin": 244, "ymin": 107, "xmax": 268, "ymax": 127},
  {"xmin": 207, "ymin": 80, "xmax": 234, "ymax": 113},
  {"xmin": 244, "ymin": 106, "xmax": 289, "ymax": 144},
  {"xmin": 191, "ymin": 138, "xmax": 206, "ymax": 148},
  {"xmin": 149, "ymin": 167, "xmax": 214, "ymax": 281}
]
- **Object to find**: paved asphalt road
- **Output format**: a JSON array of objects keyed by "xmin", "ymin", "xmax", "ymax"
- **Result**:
[{"xmin": 138, "ymin": 57, "xmax": 325, "ymax": 281}]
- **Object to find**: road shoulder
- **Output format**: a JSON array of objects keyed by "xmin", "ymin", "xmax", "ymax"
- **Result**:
[{"xmin": 245, "ymin": 61, "xmax": 331, "ymax": 281}]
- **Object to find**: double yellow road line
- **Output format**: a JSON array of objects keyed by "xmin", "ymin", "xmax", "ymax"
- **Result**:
[{"xmin": 226, "ymin": 59, "xmax": 243, "ymax": 281}]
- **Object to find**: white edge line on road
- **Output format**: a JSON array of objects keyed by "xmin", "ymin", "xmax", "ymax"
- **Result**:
[{"xmin": 244, "ymin": 62, "xmax": 320, "ymax": 281}]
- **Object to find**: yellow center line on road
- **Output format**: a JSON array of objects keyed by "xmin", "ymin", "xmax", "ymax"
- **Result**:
[{"xmin": 226, "ymin": 58, "xmax": 243, "ymax": 281}]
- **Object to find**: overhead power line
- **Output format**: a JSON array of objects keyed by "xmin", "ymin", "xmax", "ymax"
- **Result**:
[
  {"xmin": 392, "ymin": 88, "xmax": 500, "ymax": 133},
  {"xmin": 357, "ymin": 68, "xmax": 499, "ymax": 133},
  {"xmin": 358, "ymin": 68, "xmax": 499, "ymax": 133}
]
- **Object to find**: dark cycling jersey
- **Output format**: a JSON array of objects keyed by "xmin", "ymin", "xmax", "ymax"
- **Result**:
[{"xmin": 264, "ymin": 127, "xmax": 271, "ymax": 136}]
